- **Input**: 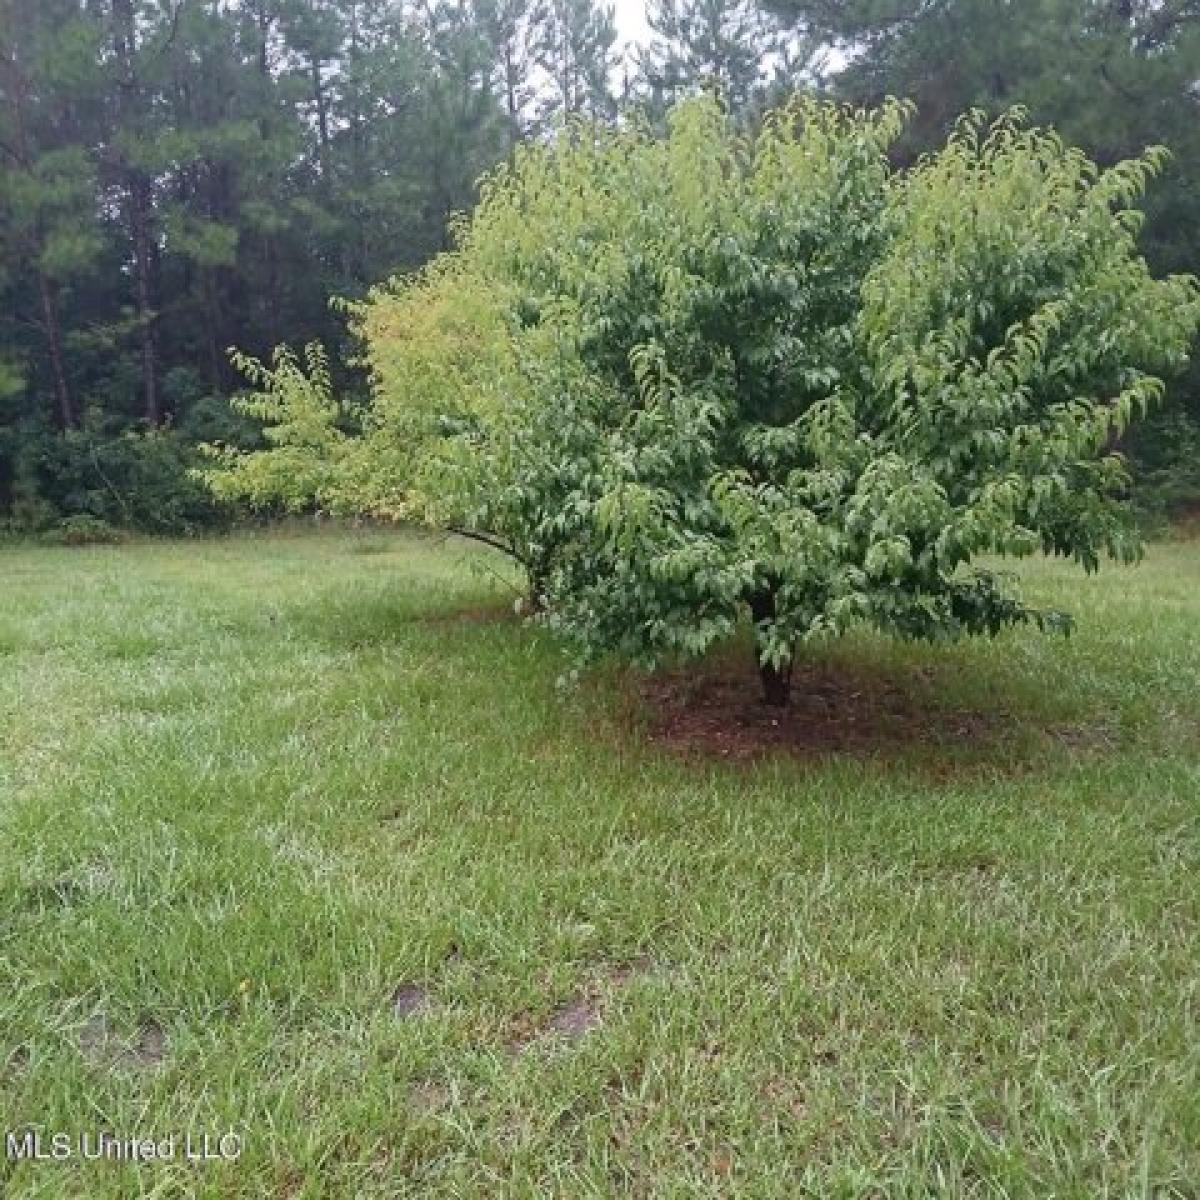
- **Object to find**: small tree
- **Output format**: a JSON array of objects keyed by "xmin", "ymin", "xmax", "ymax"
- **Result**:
[{"xmin": 211, "ymin": 97, "xmax": 1200, "ymax": 706}]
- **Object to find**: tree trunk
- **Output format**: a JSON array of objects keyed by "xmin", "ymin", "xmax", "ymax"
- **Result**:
[
  {"xmin": 257, "ymin": 3, "xmax": 271, "ymax": 76},
  {"xmin": 311, "ymin": 57, "xmax": 332, "ymax": 185},
  {"xmin": 749, "ymin": 586, "xmax": 793, "ymax": 708},
  {"xmin": 204, "ymin": 270, "xmax": 224, "ymax": 393},
  {"xmin": 112, "ymin": 0, "xmax": 159, "ymax": 424},
  {"xmin": 255, "ymin": 4, "xmax": 280, "ymax": 351},
  {"xmin": 757, "ymin": 656, "xmax": 792, "ymax": 707},
  {"xmin": 128, "ymin": 176, "xmax": 159, "ymax": 424},
  {"xmin": 525, "ymin": 564, "xmax": 548, "ymax": 614},
  {"xmin": 503, "ymin": 40, "xmax": 521, "ymax": 147},
  {"xmin": 37, "ymin": 271, "xmax": 74, "ymax": 429},
  {"xmin": 4, "ymin": 42, "xmax": 75, "ymax": 428}
]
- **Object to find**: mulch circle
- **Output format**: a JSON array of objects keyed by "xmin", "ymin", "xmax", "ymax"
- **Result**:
[{"xmin": 632, "ymin": 659, "xmax": 1051, "ymax": 765}]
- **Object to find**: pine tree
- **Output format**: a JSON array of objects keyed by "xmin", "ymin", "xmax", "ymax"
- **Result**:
[
  {"xmin": 763, "ymin": 0, "xmax": 1200, "ymax": 502},
  {"xmin": 0, "ymin": 0, "xmax": 103, "ymax": 429},
  {"xmin": 531, "ymin": 0, "xmax": 618, "ymax": 122},
  {"xmin": 636, "ymin": 0, "xmax": 782, "ymax": 117},
  {"xmin": 476, "ymin": 0, "xmax": 540, "ymax": 143}
]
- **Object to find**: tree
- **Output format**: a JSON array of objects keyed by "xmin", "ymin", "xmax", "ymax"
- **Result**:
[
  {"xmin": 635, "ymin": 0, "xmax": 784, "ymax": 117},
  {"xmin": 209, "ymin": 96, "xmax": 1200, "ymax": 705},
  {"xmin": 761, "ymin": 2, "xmax": 1200, "ymax": 267},
  {"xmin": 531, "ymin": 0, "xmax": 619, "ymax": 121},
  {"xmin": 763, "ymin": 0, "xmax": 1200, "ymax": 505},
  {"xmin": 0, "ymin": 0, "xmax": 103, "ymax": 429},
  {"xmin": 1, "ymin": 0, "xmax": 517, "ymax": 532},
  {"xmin": 477, "ymin": 0, "xmax": 541, "ymax": 144},
  {"xmin": 105, "ymin": 0, "xmax": 167, "ymax": 424},
  {"xmin": 415, "ymin": 0, "xmax": 512, "ymax": 253}
]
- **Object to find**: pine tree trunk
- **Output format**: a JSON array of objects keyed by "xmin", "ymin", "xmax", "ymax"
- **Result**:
[
  {"xmin": 5, "ymin": 43, "xmax": 75, "ymax": 429},
  {"xmin": 256, "ymin": 3, "xmax": 271, "ymax": 75},
  {"xmin": 37, "ymin": 272, "xmax": 74, "ymax": 429},
  {"xmin": 311, "ymin": 58, "xmax": 332, "ymax": 185},
  {"xmin": 504, "ymin": 42, "xmax": 520, "ymax": 147},
  {"xmin": 112, "ymin": 0, "xmax": 159, "ymax": 424},
  {"xmin": 129, "ymin": 176, "xmax": 159, "ymax": 424},
  {"xmin": 204, "ymin": 271, "xmax": 224, "ymax": 393},
  {"xmin": 254, "ymin": 4, "xmax": 280, "ymax": 351}
]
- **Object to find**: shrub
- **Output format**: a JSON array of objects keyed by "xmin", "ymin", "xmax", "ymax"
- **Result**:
[
  {"xmin": 11, "ymin": 426, "xmax": 231, "ymax": 536},
  {"xmin": 201, "ymin": 343, "xmax": 348, "ymax": 517},
  {"xmin": 40, "ymin": 514, "xmax": 127, "ymax": 546}
]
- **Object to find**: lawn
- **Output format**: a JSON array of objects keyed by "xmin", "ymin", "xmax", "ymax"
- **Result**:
[{"xmin": 1, "ymin": 526, "xmax": 1198, "ymax": 1198}]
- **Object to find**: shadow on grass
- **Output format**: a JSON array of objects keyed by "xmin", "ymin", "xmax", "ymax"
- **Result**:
[
  {"xmin": 285, "ymin": 590, "xmax": 519, "ymax": 651},
  {"xmin": 283, "ymin": 583, "xmax": 1121, "ymax": 780}
]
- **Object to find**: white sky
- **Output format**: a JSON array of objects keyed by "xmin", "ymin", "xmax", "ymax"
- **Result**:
[
  {"xmin": 607, "ymin": 2, "xmax": 846, "ymax": 79},
  {"xmin": 611, "ymin": 0, "xmax": 653, "ymax": 57}
]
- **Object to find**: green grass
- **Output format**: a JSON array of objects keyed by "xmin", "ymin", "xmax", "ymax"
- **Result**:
[{"xmin": 1, "ymin": 525, "xmax": 1198, "ymax": 1198}]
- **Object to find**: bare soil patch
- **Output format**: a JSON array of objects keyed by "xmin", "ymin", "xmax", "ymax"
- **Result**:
[
  {"xmin": 545, "ymin": 997, "xmax": 602, "ymax": 1039},
  {"xmin": 391, "ymin": 983, "xmax": 432, "ymax": 1019},
  {"xmin": 79, "ymin": 1014, "xmax": 165, "ymax": 1070},
  {"xmin": 631, "ymin": 657, "xmax": 1105, "ymax": 768},
  {"xmin": 510, "ymin": 956, "xmax": 656, "ymax": 1053},
  {"xmin": 408, "ymin": 1081, "xmax": 451, "ymax": 1112}
]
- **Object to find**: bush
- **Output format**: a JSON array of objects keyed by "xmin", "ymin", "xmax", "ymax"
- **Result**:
[
  {"xmin": 39, "ymin": 514, "xmax": 127, "ymax": 546},
  {"xmin": 9, "ymin": 426, "xmax": 231, "ymax": 536}
]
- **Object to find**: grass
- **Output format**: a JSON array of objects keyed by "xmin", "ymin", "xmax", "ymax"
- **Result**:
[{"xmin": 1, "ymin": 524, "xmax": 1198, "ymax": 1198}]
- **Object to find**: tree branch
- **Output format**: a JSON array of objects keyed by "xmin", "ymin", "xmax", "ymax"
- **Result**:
[{"xmin": 446, "ymin": 525, "xmax": 527, "ymax": 566}]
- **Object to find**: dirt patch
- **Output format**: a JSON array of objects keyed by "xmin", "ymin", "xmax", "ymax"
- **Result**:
[
  {"xmin": 545, "ymin": 997, "xmax": 602, "ymax": 1039},
  {"xmin": 3, "ymin": 1046, "xmax": 30, "ymax": 1080},
  {"xmin": 607, "ymin": 955, "xmax": 657, "ymax": 986},
  {"xmin": 631, "ymin": 657, "xmax": 1105, "ymax": 768},
  {"xmin": 409, "ymin": 1081, "xmax": 451, "ymax": 1112},
  {"xmin": 391, "ymin": 984, "xmax": 432, "ymax": 1019},
  {"xmin": 79, "ymin": 1014, "xmax": 165, "ymax": 1070},
  {"xmin": 510, "ymin": 957, "xmax": 656, "ymax": 1053}
]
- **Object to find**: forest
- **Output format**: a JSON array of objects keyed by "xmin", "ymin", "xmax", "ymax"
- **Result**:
[{"xmin": 2, "ymin": 0, "xmax": 1198, "ymax": 536}]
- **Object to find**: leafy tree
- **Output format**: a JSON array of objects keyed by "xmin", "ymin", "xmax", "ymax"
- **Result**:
[
  {"xmin": 764, "ymin": 0, "xmax": 1200, "ymax": 505},
  {"xmin": 209, "ymin": 96, "xmax": 1200, "ymax": 704}
]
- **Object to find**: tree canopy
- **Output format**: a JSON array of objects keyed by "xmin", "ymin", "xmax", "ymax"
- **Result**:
[{"xmin": 208, "ymin": 95, "xmax": 1200, "ymax": 703}]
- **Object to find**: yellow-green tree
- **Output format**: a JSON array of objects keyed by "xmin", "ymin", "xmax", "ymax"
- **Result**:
[{"xmin": 211, "ymin": 97, "xmax": 1200, "ymax": 705}]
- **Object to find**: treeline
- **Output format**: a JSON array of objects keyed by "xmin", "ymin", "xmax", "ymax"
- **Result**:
[{"xmin": 1, "ymin": 0, "xmax": 1198, "ymax": 535}]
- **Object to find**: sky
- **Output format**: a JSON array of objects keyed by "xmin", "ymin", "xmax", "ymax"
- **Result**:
[
  {"xmin": 611, "ymin": 0, "xmax": 653, "ymax": 56},
  {"xmin": 606, "ymin": 2, "xmax": 847, "ymax": 79}
]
